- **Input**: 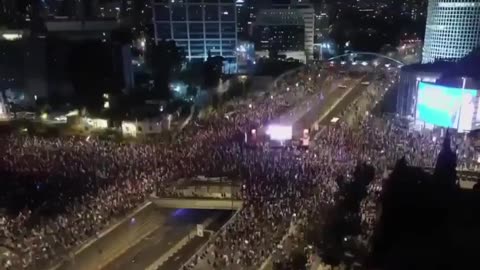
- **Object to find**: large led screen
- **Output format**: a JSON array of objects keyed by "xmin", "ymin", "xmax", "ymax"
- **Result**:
[{"xmin": 416, "ymin": 82, "xmax": 477, "ymax": 131}]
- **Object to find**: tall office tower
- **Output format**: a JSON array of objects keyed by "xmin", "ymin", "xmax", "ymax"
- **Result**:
[
  {"xmin": 152, "ymin": 0, "xmax": 238, "ymax": 72},
  {"xmin": 314, "ymin": 8, "xmax": 328, "ymax": 43},
  {"xmin": 294, "ymin": 3, "xmax": 314, "ymax": 61},
  {"xmin": 268, "ymin": 0, "xmax": 314, "ymax": 61},
  {"xmin": 236, "ymin": 0, "xmax": 256, "ymax": 41},
  {"xmin": 422, "ymin": 0, "xmax": 480, "ymax": 63},
  {"xmin": 97, "ymin": 0, "xmax": 122, "ymax": 19},
  {"xmin": 254, "ymin": 9, "xmax": 305, "ymax": 51}
]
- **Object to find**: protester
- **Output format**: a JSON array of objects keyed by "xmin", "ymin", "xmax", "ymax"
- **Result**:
[{"xmin": 0, "ymin": 63, "xmax": 476, "ymax": 270}]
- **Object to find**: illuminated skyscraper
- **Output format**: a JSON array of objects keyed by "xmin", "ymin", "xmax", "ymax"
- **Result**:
[
  {"xmin": 152, "ymin": 0, "xmax": 238, "ymax": 72},
  {"xmin": 236, "ymin": 0, "xmax": 256, "ymax": 41},
  {"xmin": 422, "ymin": 0, "xmax": 480, "ymax": 63}
]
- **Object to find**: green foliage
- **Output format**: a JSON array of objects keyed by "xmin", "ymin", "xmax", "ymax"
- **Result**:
[
  {"xmin": 146, "ymin": 40, "xmax": 184, "ymax": 100},
  {"xmin": 186, "ymin": 85, "xmax": 198, "ymax": 97},
  {"xmin": 204, "ymin": 54, "xmax": 224, "ymax": 88},
  {"xmin": 67, "ymin": 41, "xmax": 114, "ymax": 112},
  {"xmin": 311, "ymin": 164, "xmax": 374, "ymax": 266}
]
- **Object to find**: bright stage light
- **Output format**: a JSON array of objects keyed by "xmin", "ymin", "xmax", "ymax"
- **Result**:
[
  {"xmin": 2, "ymin": 33, "xmax": 22, "ymax": 41},
  {"xmin": 266, "ymin": 125, "xmax": 292, "ymax": 141}
]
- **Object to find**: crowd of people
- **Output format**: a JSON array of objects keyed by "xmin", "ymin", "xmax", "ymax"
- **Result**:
[
  {"xmin": 0, "ymin": 62, "xmax": 478, "ymax": 270},
  {"xmin": 0, "ymin": 64, "xmax": 329, "ymax": 269},
  {"xmin": 185, "ymin": 66, "xmax": 480, "ymax": 270},
  {"xmin": 183, "ymin": 68, "xmax": 386, "ymax": 269}
]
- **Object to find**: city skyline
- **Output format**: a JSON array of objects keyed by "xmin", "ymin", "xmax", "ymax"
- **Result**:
[{"xmin": 2, "ymin": 1, "xmax": 480, "ymax": 270}]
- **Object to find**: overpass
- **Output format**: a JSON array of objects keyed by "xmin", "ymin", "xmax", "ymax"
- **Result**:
[
  {"xmin": 423, "ymin": 167, "xmax": 480, "ymax": 189},
  {"xmin": 385, "ymin": 167, "xmax": 480, "ymax": 189},
  {"xmin": 327, "ymin": 52, "xmax": 405, "ymax": 66},
  {"xmin": 153, "ymin": 178, "xmax": 243, "ymax": 209},
  {"xmin": 150, "ymin": 197, "xmax": 243, "ymax": 210}
]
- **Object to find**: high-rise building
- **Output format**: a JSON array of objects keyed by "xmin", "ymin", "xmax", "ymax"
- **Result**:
[
  {"xmin": 262, "ymin": 0, "xmax": 314, "ymax": 60},
  {"xmin": 152, "ymin": 0, "xmax": 238, "ymax": 71},
  {"xmin": 254, "ymin": 9, "xmax": 305, "ymax": 52},
  {"xmin": 236, "ymin": 0, "xmax": 256, "ymax": 41},
  {"xmin": 97, "ymin": 0, "xmax": 121, "ymax": 19},
  {"xmin": 296, "ymin": 3, "xmax": 314, "ymax": 60},
  {"xmin": 422, "ymin": 0, "xmax": 480, "ymax": 63}
]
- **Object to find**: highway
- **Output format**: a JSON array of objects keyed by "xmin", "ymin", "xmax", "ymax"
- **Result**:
[
  {"xmin": 63, "ymin": 71, "xmax": 372, "ymax": 270},
  {"xmin": 158, "ymin": 211, "xmax": 233, "ymax": 270},
  {"xmin": 266, "ymin": 77, "xmax": 374, "ymax": 270},
  {"xmin": 317, "ymin": 75, "xmax": 372, "ymax": 126},
  {"xmin": 188, "ymin": 74, "xmax": 372, "ymax": 270},
  {"xmin": 101, "ymin": 209, "xmax": 233, "ymax": 270}
]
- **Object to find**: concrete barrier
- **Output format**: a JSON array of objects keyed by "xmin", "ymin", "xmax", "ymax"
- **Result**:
[
  {"xmin": 314, "ymin": 78, "xmax": 365, "ymax": 126},
  {"xmin": 145, "ymin": 214, "xmax": 218, "ymax": 270},
  {"xmin": 50, "ymin": 202, "xmax": 166, "ymax": 270},
  {"xmin": 179, "ymin": 208, "xmax": 242, "ymax": 269},
  {"xmin": 258, "ymin": 223, "xmax": 298, "ymax": 270}
]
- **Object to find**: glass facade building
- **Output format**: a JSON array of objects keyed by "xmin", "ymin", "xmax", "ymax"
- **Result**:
[
  {"xmin": 153, "ymin": 0, "xmax": 237, "ymax": 70},
  {"xmin": 423, "ymin": 0, "xmax": 480, "ymax": 63}
]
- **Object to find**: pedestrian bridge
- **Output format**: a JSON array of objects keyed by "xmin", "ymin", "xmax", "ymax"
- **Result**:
[
  {"xmin": 152, "ymin": 177, "xmax": 243, "ymax": 209},
  {"xmin": 387, "ymin": 167, "xmax": 480, "ymax": 190},
  {"xmin": 150, "ymin": 196, "xmax": 243, "ymax": 210}
]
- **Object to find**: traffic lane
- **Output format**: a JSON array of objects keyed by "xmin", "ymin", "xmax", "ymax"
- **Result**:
[
  {"xmin": 159, "ymin": 211, "xmax": 234, "ymax": 270},
  {"xmin": 101, "ymin": 223, "xmax": 192, "ymax": 270},
  {"xmin": 54, "ymin": 206, "xmax": 172, "ymax": 270},
  {"xmin": 158, "ymin": 232, "xmax": 211, "ymax": 270},
  {"xmin": 101, "ymin": 209, "xmax": 219, "ymax": 270},
  {"xmin": 318, "ymin": 80, "xmax": 371, "ymax": 126}
]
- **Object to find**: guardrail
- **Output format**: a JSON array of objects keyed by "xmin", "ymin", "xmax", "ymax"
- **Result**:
[
  {"xmin": 145, "ymin": 214, "xmax": 219, "ymax": 270},
  {"xmin": 48, "ymin": 201, "xmax": 153, "ymax": 270},
  {"xmin": 258, "ymin": 222, "xmax": 299, "ymax": 270},
  {"xmin": 312, "ymin": 77, "xmax": 366, "ymax": 141},
  {"xmin": 179, "ymin": 208, "xmax": 243, "ymax": 269}
]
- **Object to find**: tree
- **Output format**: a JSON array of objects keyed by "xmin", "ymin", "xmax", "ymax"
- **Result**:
[
  {"xmin": 367, "ymin": 146, "xmax": 458, "ymax": 270},
  {"xmin": 186, "ymin": 85, "xmax": 198, "ymax": 97},
  {"xmin": 268, "ymin": 46, "xmax": 280, "ymax": 59},
  {"xmin": 290, "ymin": 248, "xmax": 308, "ymax": 270},
  {"xmin": 146, "ymin": 40, "xmax": 184, "ymax": 100},
  {"xmin": 67, "ymin": 40, "xmax": 114, "ymax": 112},
  {"xmin": 204, "ymin": 52, "xmax": 224, "ymax": 88}
]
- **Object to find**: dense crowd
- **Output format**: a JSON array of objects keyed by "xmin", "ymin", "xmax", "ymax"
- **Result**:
[
  {"xmin": 0, "ymin": 64, "xmax": 329, "ymax": 269},
  {"xmin": 184, "ymin": 69, "xmax": 387, "ymax": 269},
  {"xmin": 1, "ymin": 62, "xmax": 478, "ymax": 270},
  {"xmin": 186, "ymin": 68, "xmax": 480, "ymax": 270}
]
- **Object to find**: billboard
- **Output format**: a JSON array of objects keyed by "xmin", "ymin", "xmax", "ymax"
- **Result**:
[{"xmin": 416, "ymin": 82, "xmax": 478, "ymax": 132}]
